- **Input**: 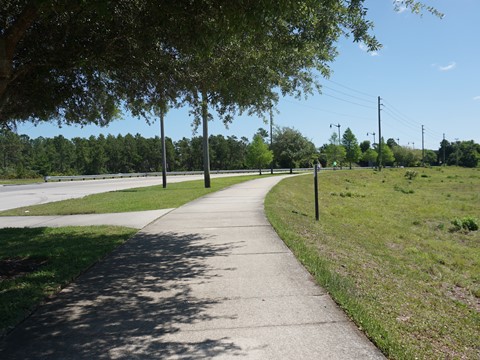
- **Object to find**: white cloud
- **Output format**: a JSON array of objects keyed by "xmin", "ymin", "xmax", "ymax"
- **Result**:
[
  {"xmin": 474, "ymin": 96, "xmax": 480, "ymax": 101},
  {"xmin": 437, "ymin": 62, "xmax": 457, "ymax": 71},
  {"xmin": 359, "ymin": 43, "xmax": 379, "ymax": 57}
]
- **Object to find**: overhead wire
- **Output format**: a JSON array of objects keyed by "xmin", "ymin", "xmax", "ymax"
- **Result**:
[
  {"xmin": 325, "ymin": 78, "xmax": 377, "ymax": 99},
  {"xmin": 321, "ymin": 92, "xmax": 377, "ymax": 109},
  {"xmin": 321, "ymin": 85, "xmax": 376, "ymax": 104},
  {"xmin": 282, "ymin": 98, "xmax": 373, "ymax": 120}
]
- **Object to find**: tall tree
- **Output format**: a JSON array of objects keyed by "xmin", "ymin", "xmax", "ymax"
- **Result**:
[
  {"xmin": 272, "ymin": 127, "xmax": 317, "ymax": 173},
  {"xmin": 360, "ymin": 140, "xmax": 371, "ymax": 154},
  {"xmin": 375, "ymin": 138, "xmax": 395, "ymax": 167},
  {"xmin": 324, "ymin": 132, "xmax": 346, "ymax": 168},
  {"xmin": 246, "ymin": 134, "xmax": 273, "ymax": 175},
  {"xmin": 342, "ymin": 128, "xmax": 361, "ymax": 169}
]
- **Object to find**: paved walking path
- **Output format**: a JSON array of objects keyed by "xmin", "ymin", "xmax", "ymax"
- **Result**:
[
  {"xmin": 0, "ymin": 176, "xmax": 384, "ymax": 359},
  {"xmin": 0, "ymin": 209, "xmax": 173, "ymax": 229}
]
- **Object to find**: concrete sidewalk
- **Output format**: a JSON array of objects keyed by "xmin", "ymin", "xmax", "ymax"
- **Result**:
[
  {"xmin": 0, "ymin": 209, "xmax": 174, "ymax": 229},
  {"xmin": 0, "ymin": 175, "xmax": 384, "ymax": 359}
]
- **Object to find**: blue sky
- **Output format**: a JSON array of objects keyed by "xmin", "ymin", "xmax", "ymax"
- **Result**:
[{"xmin": 18, "ymin": 0, "xmax": 479, "ymax": 151}]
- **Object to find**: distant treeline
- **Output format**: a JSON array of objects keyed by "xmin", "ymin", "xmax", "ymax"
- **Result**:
[
  {"xmin": 0, "ymin": 132, "xmax": 252, "ymax": 178},
  {"xmin": 0, "ymin": 129, "xmax": 478, "ymax": 179}
]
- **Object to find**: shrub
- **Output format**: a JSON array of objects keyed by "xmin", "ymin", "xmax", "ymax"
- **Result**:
[
  {"xmin": 404, "ymin": 170, "xmax": 418, "ymax": 180},
  {"xmin": 451, "ymin": 217, "xmax": 479, "ymax": 232}
]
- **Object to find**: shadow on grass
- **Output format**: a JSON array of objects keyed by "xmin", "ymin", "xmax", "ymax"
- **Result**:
[{"xmin": 0, "ymin": 230, "xmax": 245, "ymax": 359}]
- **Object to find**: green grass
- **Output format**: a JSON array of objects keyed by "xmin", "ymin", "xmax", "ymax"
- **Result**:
[
  {"xmin": 0, "ymin": 178, "xmax": 43, "ymax": 185},
  {"xmin": 0, "ymin": 175, "xmax": 268, "ymax": 216},
  {"xmin": 0, "ymin": 226, "xmax": 137, "ymax": 334},
  {"xmin": 265, "ymin": 167, "xmax": 480, "ymax": 359}
]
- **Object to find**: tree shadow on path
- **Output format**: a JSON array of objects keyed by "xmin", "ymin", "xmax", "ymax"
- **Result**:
[{"xmin": 0, "ymin": 231, "xmax": 246, "ymax": 359}]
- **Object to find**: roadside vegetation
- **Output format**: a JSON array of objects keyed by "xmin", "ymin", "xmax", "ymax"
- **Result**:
[
  {"xmin": 0, "ymin": 226, "xmax": 137, "ymax": 335},
  {"xmin": 0, "ymin": 174, "xmax": 268, "ymax": 216},
  {"xmin": 265, "ymin": 167, "xmax": 479, "ymax": 359},
  {"xmin": 0, "ymin": 178, "xmax": 43, "ymax": 185}
]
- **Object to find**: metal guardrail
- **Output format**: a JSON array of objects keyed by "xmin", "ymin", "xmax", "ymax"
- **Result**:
[{"xmin": 44, "ymin": 168, "xmax": 313, "ymax": 182}]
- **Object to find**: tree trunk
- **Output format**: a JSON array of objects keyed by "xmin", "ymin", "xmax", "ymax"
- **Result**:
[
  {"xmin": 201, "ymin": 90, "xmax": 211, "ymax": 188},
  {"xmin": 160, "ymin": 107, "xmax": 167, "ymax": 188}
]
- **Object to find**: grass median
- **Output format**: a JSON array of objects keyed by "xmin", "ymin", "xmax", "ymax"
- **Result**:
[
  {"xmin": 0, "ymin": 174, "xmax": 268, "ymax": 216},
  {"xmin": 0, "ymin": 226, "xmax": 137, "ymax": 335},
  {"xmin": 265, "ymin": 167, "xmax": 479, "ymax": 359}
]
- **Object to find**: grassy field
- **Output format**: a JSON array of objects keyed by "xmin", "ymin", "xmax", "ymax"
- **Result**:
[
  {"xmin": 265, "ymin": 167, "xmax": 479, "ymax": 359},
  {"xmin": 0, "ymin": 175, "xmax": 268, "ymax": 216},
  {"xmin": 0, "ymin": 226, "xmax": 137, "ymax": 335}
]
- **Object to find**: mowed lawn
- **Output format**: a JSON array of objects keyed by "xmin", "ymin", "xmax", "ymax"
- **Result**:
[
  {"xmin": 0, "ymin": 226, "xmax": 137, "ymax": 335},
  {"xmin": 0, "ymin": 175, "xmax": 268, "ymax": 216},
  {"xmin": 265, "ymin": 167, "xmax": 479, "ymax": 359}
]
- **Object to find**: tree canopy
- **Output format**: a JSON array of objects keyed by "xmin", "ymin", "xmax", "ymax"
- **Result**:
[
  {"xmin": 245, "ymin": 134, "xmax": 273, "ymax": 174},
  {"xmin": 342, "ymin": 127, "xmax": 361, "ymax": 169},
  {"xmin": 0, "ymin": 0, "xmax": 398, "ymax": 129},
  {"xmin": 271, "ymin": 126, "xmax": 317, "ymax": 171}
]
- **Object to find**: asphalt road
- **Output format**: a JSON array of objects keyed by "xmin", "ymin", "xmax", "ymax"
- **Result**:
[{"xmin": 0, "ymin": 174, "xmax": 245, "ymax": 212}]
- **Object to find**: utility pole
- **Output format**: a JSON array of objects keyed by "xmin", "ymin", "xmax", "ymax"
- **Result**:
[
  {"xmin": 421, "ymin": 125, "xmax": 425, "ymax": 166},
  {"xmin": 270, "ymin": 107, "xmax": 273, "ymax": 174},
  {"xmin": 330, "ymin": 123, "xmax": 341, "ymax": 145},
  {"xmin": 442, "ymin": 133, "xmax": 446, "ymax": 166},
  {"xmin": 396, "ymin": 138, "xmax": 400, "ymax": 146},
  {"xmin": 377, "ymin": 96, "xmax": 382, "ymax": 171}
]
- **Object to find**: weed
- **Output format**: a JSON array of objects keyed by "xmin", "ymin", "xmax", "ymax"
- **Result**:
[
  {"xmin": 451, "ymin": 216, "xmax": 479, "ymax": 232},
  {"xmin": 405, "ymin": 170, "xmax": 418, "ymax": 180},
  {"xmin": 394, "ymin": 184, "xmax": 415, "ymax": 194}
]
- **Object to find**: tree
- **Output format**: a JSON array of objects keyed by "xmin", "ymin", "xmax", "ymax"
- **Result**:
[
  {"xmin": 324, "ymin": 133, "xmax": 346, "ymax": 167},
  {"xmin": 342, "ymin": 128, "xmax": 361, "ymax": 169},
  {"xmin": 361, "ymin": 148, "xmax": 378, "ymax": 167},
  {"xmin": 272, "ymin": 127, "xmax": 317, "ymax": 173},
  {"xmin": 423, "ymin": 150, "xmax": 437, "ymax": 166},
  {"xmin": 360, "ymin": 140, "xmax": 371, "ymax": 154},
  {"xmin": 386, "ymin": 138, "xmax": 398, "ymax": 149},
  {"xmin": 392, "ymin": 146, "xmax": 423, "ymax": 167},
  {"xmin": 375, "ymin": 138, "xmax": 395, "ymax": 166},
  {"xmin": 452, "ymin": 140, "xmax": 480, "ymax": 168},
  {"xmin": 246, "ymin": 134, "xmax": 273, "ymax": 175},
  {"xmin": 2, "ymin": 1, "xmax": 441, "ymax": 189}
]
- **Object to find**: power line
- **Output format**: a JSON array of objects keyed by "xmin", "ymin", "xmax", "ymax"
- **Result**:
[
  {"xmin": 325, "ymin": 78, "xmax": 377, "ymax": 99},
  {"xmin": 321, "ymin": 85, "xmax": 376, "ymax": 104},
  {"xmin": 383, "ymin": 98, "xmax": 443, "ymax": 138},
  {"xmin": 382, "ymin": 108, "xmax": 419, "ymax": 132},
  {"xmin": 283, "ymin": 98, "xmax": 373, "ymax": 120},
  {"xmin": 321, "ymin": 92, "xmax": 377, "ymax": 109}
]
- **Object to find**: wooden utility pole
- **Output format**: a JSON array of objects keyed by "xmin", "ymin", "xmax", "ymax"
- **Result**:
[
  {"xmin": 377, "ymin": 96, "xmax": 382, "ymax": 171},
  {"xmin": 421, "ymin": 125, "xmax": 425, "ymax": 166},
  {"xmin": 443, "ymin": 133, "xmax": 446, "ymax": 166}
]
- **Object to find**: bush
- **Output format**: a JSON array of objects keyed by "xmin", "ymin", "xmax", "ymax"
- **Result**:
[
  {"xmin": 451, "ymin": 217, "xmax": 479, "ymax": 232},
  {"xmin": 404, "ymin": 170, "xmax": 418, "ymax": 180}
]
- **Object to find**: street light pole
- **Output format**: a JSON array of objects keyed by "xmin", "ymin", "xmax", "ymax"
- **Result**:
[{"xmin": 330, "ymin": 123, "xmax": 341, "ymax": 145}]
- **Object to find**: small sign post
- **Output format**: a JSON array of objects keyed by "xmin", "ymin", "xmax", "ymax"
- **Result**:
[{"xmin": 314, "ymin": 163, "xmax": 319, "ymax": 221}]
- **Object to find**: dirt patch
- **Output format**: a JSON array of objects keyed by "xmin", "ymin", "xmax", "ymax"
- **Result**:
[
  {"xmin": 0, "ymin": 257, "xmax": 49, "ymax": 281},
  {"xmin": 443, "ymin": 283, "xmax": 480, "ymax": 313}
]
